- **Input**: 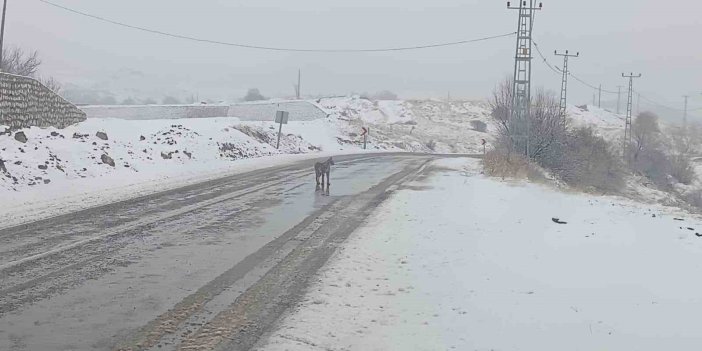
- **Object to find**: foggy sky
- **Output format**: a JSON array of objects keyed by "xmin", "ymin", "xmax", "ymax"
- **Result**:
[{"xmin": 7, "ymin": 0, "xmax": 702, "ymax": 119}]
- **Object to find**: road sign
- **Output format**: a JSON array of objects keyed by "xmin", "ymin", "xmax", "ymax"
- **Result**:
[
  {"xmin": 275, "ymin": 110, "xmax": 289, "ymax": 149},
  {"xmin": 275, "ymin": 110, "xmax": 289, "ymax": 124},
  {"xmin": 481, "ymin": 138, "xmax": 486, "ymax": 145},
  {"xmin": 361, "ymin": 127, "xmax": 368, "ymax": 136}
]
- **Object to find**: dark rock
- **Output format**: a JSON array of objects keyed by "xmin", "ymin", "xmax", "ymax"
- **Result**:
[
  {"xmin": 674, "ymin": 218, "xmax": 684, "ymax": 221},
  {"xmin": 38, "ymin": 164, "xmax": 48, "ymax": 170},
  {"xmin": 92, "ymin": 142, "xmax": 97, "ymax": 145},
  {"xmin": 50, "ymin": 131, "xmax": 60, "ymax": 137},
  {"xmin": 101, "ymin": 154, "xmax": 116, "ymax": 167},
  {"xmin": 43, "ymin": 179, "xmax": 51, "ymax": 184},
  {"xmin": 140, "ymin": 135, "xmax": 146, "ymax": 141},
  {"xmin": 96, "ymin": 131, "xmax": 109, "ymax": 140},
  {"xmin": 183, "ymin": 151, "xmax": 192, "ymax": 159},
  {"xmin": 552, "ymin": 217, "xmax": 567, "ymax": 224},
  {"xmin": 161, "ymin": 151, "xmax": 173, "ymax": 160},
  {"xmin": 0, "ymin": 159, "xmax": 6, "ymax": 173},
  {"xmin": 14, "ymin": 161, "xmax": 21, "ymax": 165},
  {"xmin": 14, "ymin": 131, "xmax": 28, "ymax": 143}
]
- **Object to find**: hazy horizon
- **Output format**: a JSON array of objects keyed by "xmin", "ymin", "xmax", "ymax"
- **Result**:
[{"xmin": 6, "ymin": 0, "xmax": 702, "ymax": 120}]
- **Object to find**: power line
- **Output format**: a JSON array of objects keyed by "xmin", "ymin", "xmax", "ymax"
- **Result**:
[
  {"xmin": 532, "ymin": 41, "xmax": 561, "ymax": 75},
  {"xmin": 635, "ymin": 92, "xmax": 684, "ymax": 112},
  {"xmin": 38, "ymin": 0, "xmax": 516, "ymax": 52},
  {"xmin": 534, "ymin": 39, "xmax": 700, "ymax": 113}
]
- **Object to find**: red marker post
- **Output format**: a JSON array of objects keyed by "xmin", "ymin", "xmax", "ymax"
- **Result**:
[{"xmin": 361, "ymin": 127, "xmax": 369, "ymax": 149}]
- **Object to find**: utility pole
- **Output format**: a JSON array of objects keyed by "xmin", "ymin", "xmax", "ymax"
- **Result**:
[
  {"xmin": 507, "ymin": 0, "xmax": 543, "ymax": 157},
  {"xmin": 554, "ymin": 50, "xmax": 579, "ymax": 121},
  {"xmin": 293, "ymin": 69, "xmax": 302, "ymax": 99},
  {"xmin": 622, "ymin": 73, "xmax": 642, "ymax": 159},
  {"xmin": 0, "ymin": 0, "xmax": 7, "ymax": 70},
  {"xmin": 683, "ymin": 95, "xmax": 689, "ymax": 127},
  {"xmin": 598, "ymin": 84, "xmax": 602, "ymax": 108},
  {"xmin": 616, "ymin": 86, "xmax": 624, "ymax": 114}
]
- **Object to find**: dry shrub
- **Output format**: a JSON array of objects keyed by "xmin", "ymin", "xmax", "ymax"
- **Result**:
[{"xmin": 470, "ymin": 120, "xmax": 487, "ymax": 132}]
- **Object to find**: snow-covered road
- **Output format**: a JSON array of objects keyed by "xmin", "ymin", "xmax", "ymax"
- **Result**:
[
  {"xmin": 0, "ymin": 154, "xmax": 441, "ymax": 351},
  {"xmin": 257, "ymin": 158, "xmax": 702, "ymax": 351}
]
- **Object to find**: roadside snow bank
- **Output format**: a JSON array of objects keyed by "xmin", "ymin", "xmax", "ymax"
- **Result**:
[
  {"xmin": 258, "ymin": 158, "xmax": 702, "ymax": 351},
  {"xmin": 0, "ymin": 117, "xmax": 367, "ymax": 228}
]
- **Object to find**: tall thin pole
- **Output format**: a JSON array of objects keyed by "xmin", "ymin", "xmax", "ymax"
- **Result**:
[
  {"xmin": 622, "ymin": 73, "xmax": 642, "ymax": 160},
  {"xmin": 0, "ymin": 0, "xmax": 8, "ymax": 70},
  {"xmin": 554, "ymin": 49, "xmax": 579, "ymax": 122},
  {"xmin": 616, "ymin": 86, "xmax": 623, "ymax": 114},
  {"xmin": 598, "ymin": 84, "xmax": 602, "ymax": 108},
  {"xmin": 296, "ymin": 69, "xmax": 301, "ymax": 99}
]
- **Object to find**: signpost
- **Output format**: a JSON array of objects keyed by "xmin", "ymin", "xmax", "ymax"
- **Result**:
[
  {"xmin": 275, "ymin": 110, "xmax": 289, "ymax": 149},
  {"xmin": 481, "ymin": 138, "xmax": 487, "ymax": 155},
  {"xmin": 361, "ymin": 127, "xmax": 369, "ymax": 149}
]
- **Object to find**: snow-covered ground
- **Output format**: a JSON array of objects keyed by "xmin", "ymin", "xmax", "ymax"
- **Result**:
[
  {"xmin": 257, "ymin": 158, "xmax": 702, "ymax": 351},
  {"xmin": 0, "ymin": 96, "xmax": 495, "ymax": 226}
]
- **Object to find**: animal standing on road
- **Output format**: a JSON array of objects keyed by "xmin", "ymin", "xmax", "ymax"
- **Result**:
[{"xmin": 315, "ymin": 157, "xmax": 334, "ymax": 189}]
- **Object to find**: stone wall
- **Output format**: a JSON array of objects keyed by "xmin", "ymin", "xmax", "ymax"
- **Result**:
[
  {"xmin": 0, "ymin": 73, "xmax": 86, "ymax": 129},
  {"xmin": 81, "ymin": 100, "xmax": 329, "ymax": 122},
  {"xmin": 80, "ymin": 105, "xmax": 230, "ymax": 120},
  {"xmin": 227, "ymin": 100, "xmax": 328, "ymax": 121}
]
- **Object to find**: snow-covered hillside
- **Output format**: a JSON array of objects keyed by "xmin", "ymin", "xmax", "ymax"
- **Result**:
[
  {"xmin": 0, "ymin": 96, "xmax": 495, "ymax": 226},
  {"xmin": 317, "ymin": 96, "xmax": 494, "ymax": 154}
]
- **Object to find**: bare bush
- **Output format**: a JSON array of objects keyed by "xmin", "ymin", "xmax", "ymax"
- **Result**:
[
  {"xmin": 38, "ymin": 76, "xmax": 62, "ymax": 94},
  {"xmin": 626, "ymin": 112, "xmax": 696, "ymax": 188},
  {"xmin": 425, "ymin": 140, "xmax": 437, "ymax": 151},
  {"xmin": 683, "ymin": 189, "xmax": 702, "ymax": 209},
  {"xmin": 243, "ymin": 88, "xmax": 266, "ymax": 101},
  {"xmin": 483, "ymin": 139, "xmax": 530, "ymax": 178},
  {"xmin": 669, "ymin": 154, "xmax": 695, "ymax": 185},
  {"xmin": 1, "ymin": 47, "xmax": 41, "ymax": 76},
  {"xmin": 489, "ymin": 77, "xmax": 566, "ymax": 161},
  {"xmin": 470, "ymin": 120, "xmax": 487, "ymax": 132},
  {"xmin": 631, "ymin": 111, "xmax": 660, "ymax": 161},
  {"xmin": 162, "ymin": 96, "xmax": 180, "ymax": 104},
  {"xmin": 554, "ymin": 127, "xmax": 625, "ymax": 192}
]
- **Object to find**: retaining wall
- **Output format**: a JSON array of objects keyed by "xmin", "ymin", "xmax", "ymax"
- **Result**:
[
  {"xmin": 80, "ymin": 100, "xmax": 328, "ymax": 122},
  {"xmin": 80, "ymin": 105, "xmax": 229, "ymax": 120},
  {"xmin": 0, "ymin": 73, "xmax": 86, "ymax": 129}
]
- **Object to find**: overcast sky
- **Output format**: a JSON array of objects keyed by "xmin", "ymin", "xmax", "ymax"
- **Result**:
[{"xmin": 7, "ymin": 0, "xmax": 702, "ymax": 118}]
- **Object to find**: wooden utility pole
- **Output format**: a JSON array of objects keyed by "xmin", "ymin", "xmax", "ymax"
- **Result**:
[{"xmin": 0, "ymin": 0, "xmax": 8, "ymax": 70}]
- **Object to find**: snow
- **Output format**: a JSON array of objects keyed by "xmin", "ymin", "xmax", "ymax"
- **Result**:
[
  {"xmin": 0, "ymin": 117, "xmax": 369, "ymax": 229},
  {"xmin": 257, "ymin": 158, "xmax": 702, "ymax": 351}
]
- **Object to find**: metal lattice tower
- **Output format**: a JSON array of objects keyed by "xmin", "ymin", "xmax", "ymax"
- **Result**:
[
  {"xmin": 508, "ymin": 0, "xmax": 542, "ymax": 157},
  {"xmin": 622, "ymin": 72, "xmax": 641, "ymax": 159},
  {"xmin": 554, "ymin": 50, "xmax": 579, "ymax": 122}
]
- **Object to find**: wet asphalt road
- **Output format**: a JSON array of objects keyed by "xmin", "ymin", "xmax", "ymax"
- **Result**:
[{"xmin": 0, "ymin": 153, "xmax": 461, "ymax": 351}]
